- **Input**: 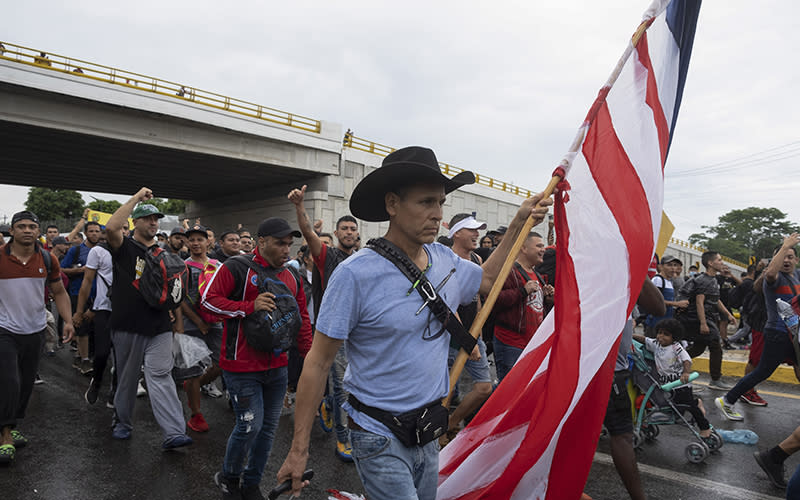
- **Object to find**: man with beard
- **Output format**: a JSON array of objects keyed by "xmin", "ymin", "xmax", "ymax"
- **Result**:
[
  {"xmin": 105, "ymin": 189, "xmax": 192, "ymax": 449},
  {"xmin": 493, "ymin": 231, "xmax": 553, "ymax": 382},
  {"xmin": 167, "ymin": 227, "xmax": 189, "ymax": 259},
  {"xmin": 288, "ymin": 184, "xmax": 359, "ymax": 461},
  {"xmin": 61, "ymin": 220, "xmax": 102, "ymax": 375}
]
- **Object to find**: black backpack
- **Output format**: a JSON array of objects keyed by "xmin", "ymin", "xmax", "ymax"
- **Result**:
[
  {"xmin": 727, "ymin": 277, "xmax": 753, "ymax": 311},
  {"xmin": 237, "ymin": 256, "xmax": 302, "ymax": 354},
  {"xmin": 129, "ymin": 240, "xmax": 188, "ymax": 311}
]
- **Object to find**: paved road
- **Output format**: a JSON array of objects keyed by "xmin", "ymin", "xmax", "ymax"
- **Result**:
[{"xmin": 2, "ymin": 347, "xmax": 798, "ymax": 500}]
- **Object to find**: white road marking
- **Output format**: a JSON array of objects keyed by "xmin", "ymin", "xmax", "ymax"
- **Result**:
[{"xmin": 593, "ymin": 452, "xmax": 785, "ymax": 500}]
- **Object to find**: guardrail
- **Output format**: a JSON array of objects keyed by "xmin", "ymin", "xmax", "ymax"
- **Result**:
[
  {"xmin": 344, "ymin": 135, "xmax": 536, "ymax": 198},
  {"xmin": 669, "ymin": 237, "xmax": 747, "ymax": 268},
  {"xmin": 0, "ymin": 41, "xmax": 321, "ymax": 133}
]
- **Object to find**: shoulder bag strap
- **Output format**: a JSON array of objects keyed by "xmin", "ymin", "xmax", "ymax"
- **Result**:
[{"xmin": 366, "ymin": 238, "xmax": 477, "ymax": 354}]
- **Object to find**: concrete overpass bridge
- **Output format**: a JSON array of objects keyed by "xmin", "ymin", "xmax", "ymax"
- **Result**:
[
  {"xmin": 0, "ymin": 42, "xmax": 745, "ymax": 272},
  {"xmin": 0, "ymin": 41, "xmax": 543, "ymax": 241}
]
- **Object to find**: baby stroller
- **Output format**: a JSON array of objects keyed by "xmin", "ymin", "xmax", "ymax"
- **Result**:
[{"xmin": 628, "ymin": 340, "xmax": 723, "ymax": 463}]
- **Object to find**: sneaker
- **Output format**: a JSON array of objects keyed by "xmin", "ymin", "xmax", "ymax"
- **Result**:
[
  {"xmin": 722, "ymin": 340, "xmax": 736, "ymax": 350},
  {"xmin": 46, "ymin": 349, "xmax": 56, "ymax": 357},
  {"xmin": 69, "ymin": 340, "xmax": 78, "ymax": 352},
  {"xmin": 72, "ymin": 356, "xmax": 81, "ymax": 370},
  {"xmin": 80, "ymin": 359, "xmax": 94, "ymax": 376},
  {"xmin": 112, "ymin": 426, "xmax": 131, "ymax": 440},
  {"xmin": 202, "ymin": 383, "xmax": 224, "ymax": 398},
  {"xmin": 336, "ymin": 441, "xmax": 354, "ymax": 463},
  {"xmin": 85, "ymin": 378, "xmax": 100, "ymax": 405},
  {"xmin": 137, "ymin": 379, "xmax": 147, "ymax": 397},
  {"xmin": 162, "ymin": 434, "xmax": 193, "ymax": 450},
  {"xmin": 214, "ymin": 471, "xmax": 241, "ymax": 500},
  {"xmin": 708, "ymin": 378, "xmax": 733, "ymax": 391},
  {"xmin": 754, "ymin": 449, "xmax": 787, "ymax": 488},
  {"xmin": 187, "ymin": 413, "xmax": 210, "ymax": 433},
  {"xmin": 10, "ymin": 430, "xmax": 28, "ymax": 448},
  {"xmin": 34, "ymin": 373, "xmax": 44, "ymax": 385},
  {"xmin": 241, "ymin": 483, "xmax": 265, "ymax": 500},
  {"xmin": 715, "ymin": 396, "xmax": 744, "ymax": 421},
  {"xmin": 740, "ymin": 389, "xmax": 768, "ymax": 407},
  {"xmin": 106, "ymin": 400, "xmax": 115, "ymax": 409},
  {"xmin": 0, "ymin": 444, "xmax": 15, "ymax": 464},
  {"xmin": 318, "ymin": 399, "xmax": 333, "ymax": 433}
]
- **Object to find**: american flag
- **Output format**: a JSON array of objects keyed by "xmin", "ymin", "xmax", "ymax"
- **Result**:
[{"xmin": 437, "ymin": 1, "xmax": 702, "ymax": 498}]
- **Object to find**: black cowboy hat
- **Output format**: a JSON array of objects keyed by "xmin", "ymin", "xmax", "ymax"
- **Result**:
[{"xmin": 349, "ymin": 146, "xmax": 475, "ymax": 222}]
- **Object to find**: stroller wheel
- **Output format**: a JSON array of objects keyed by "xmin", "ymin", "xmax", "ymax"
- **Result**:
[
  {"xmin": 642, "ymin": 424, "xmax": 659, "ymax": 441},
  {"xmin": 703, "ymin": 430, "xmax": 723, "ymax": 452},
  {"xmin": 632, "ymin": 430, "xmax": 643, "ymax": 449},
  {"xmin": 685, "ymin": 441, "xmax": 709, "ymax": 463}
]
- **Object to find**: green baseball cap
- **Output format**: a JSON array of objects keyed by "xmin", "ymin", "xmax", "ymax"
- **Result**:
[{"xmin": 131, "ymin": 203, "xmax": 165, "ymax": 220}]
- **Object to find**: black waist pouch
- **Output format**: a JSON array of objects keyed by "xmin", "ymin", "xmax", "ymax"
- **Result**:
[{"xmin": 349, "ymin": 395, "xmax": 448, "ymax": 447}]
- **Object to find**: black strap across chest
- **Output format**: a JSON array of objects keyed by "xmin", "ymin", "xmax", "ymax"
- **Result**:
[{"xmin": 366, "ymin": 238, "xmax": 477, "ymax": 354}]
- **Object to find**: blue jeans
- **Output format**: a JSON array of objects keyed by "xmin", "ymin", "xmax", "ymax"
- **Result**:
[
  {"xmin": 493, "ymin": 337, "xmax": 524, "ymax": 383},
  {"xmin": 350, "ymin": 428, "xmax": 439, "ymax": 500},
  {"xmin": 221, "ymin": 366, "xmax": 287, "ymax": 488},
  {"xmin": 725, "ymin": 328, "xmax": 797, "ymax": 404},
  {"xmin": 788, "ymin": 461, "xmax": 800, "ymax": 498},
  {"xmin": 330, "ymin": 346, "xmax": 350, "ymax": 444}
]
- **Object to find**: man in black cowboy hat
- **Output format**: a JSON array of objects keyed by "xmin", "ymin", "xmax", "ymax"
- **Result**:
[{"xmin": 277, "ymin": 146, "xmax": 551, "ymax": 499}]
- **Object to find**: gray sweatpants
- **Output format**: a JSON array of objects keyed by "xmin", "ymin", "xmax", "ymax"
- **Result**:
[{"xmin": 111, "ymin": 330, "xmax": 185, "ymax": 439}]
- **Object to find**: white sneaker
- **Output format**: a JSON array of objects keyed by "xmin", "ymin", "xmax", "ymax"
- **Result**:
[
  {"xmin": 202, "ymin": 383, "xmax": 224, "ymax": 398},
  {"xmin": 136, "ymin": 380, "xmax": 147, "ymax": 397},
  {"xmin": 715, "ymin": 396, "xmax": 744, "ymax": 421}
]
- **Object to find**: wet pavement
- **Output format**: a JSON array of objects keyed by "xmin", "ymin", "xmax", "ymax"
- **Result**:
[{"xmin": 2, "ymin": 345, "xmax": 799, "ymax": 500}]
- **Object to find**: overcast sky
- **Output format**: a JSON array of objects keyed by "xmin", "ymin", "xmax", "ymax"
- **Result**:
[{"xmin": 1, "ymin": 0, "xmax": 798, "ymax": 240}]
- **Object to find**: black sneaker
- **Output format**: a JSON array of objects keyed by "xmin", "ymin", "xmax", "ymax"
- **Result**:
[
  {"xmin": 241, "ymin": 483, "xmax": 265, "ymax": 500},
  {"xmin": 214, "ymin": 472, "xmax": 241, "ymax": 500},
  {"xmin": 80, "ymin": 359, "xmax": 94, "ymax": 376},
  {"xmin": 85, "ymin": 378, "xmax": 100, "ymax": 405},
  {"xmin": 754, "ymin": 449, "xmax": 787, "ymax": 488}
]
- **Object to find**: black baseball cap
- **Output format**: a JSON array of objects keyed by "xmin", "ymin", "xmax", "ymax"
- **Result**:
[
  {"xmin": 52, "ymin": 236, "xmax": 69, "ymax": 245},
  {"xmin": 0, "ymin": 224, "xmax": 10, "ymax": 237},
  {"xmin": 11, "ymin": 210, "xmax": 40, "ymax": 226},
  {"xmin": 170, "ymin": 227, "xmax": 186, "ymax": 236},
  {"xmin": 257, "ymin": 217, "xmax": 301, "ymax": 238},
  {"xmin": 185, "ymin": 225, "xmax": 209, "ymax": 238}
]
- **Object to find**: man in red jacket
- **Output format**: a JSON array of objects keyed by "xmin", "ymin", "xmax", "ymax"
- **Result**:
[
  {"xmin": 492, "ymin": 231, "xmax": 553, "ymax": 382},
  {"xmin": 202, "ymin": 217, "xmax": 313, "ymax": 500}
]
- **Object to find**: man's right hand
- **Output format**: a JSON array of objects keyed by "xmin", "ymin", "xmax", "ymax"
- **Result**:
[
  {"xmin": 135, "ymin": 187, "xmax": 154, "ymax": 203},
  {"xmin": 276, "ymin": 450, "xmax": 311, "ymax": 497},
  {"xmin": 699, "ymin": 323, "xmax": 709, "ymax": 335},
  {"xmin": 783, "ymin": 233, "xmax": 800, "ymax": 249},
  {"xmin": 524, "ymin": 280, "xmax": 540, "ymax": 295},
  {"xmin": 288, "ymin": 185, "xmax": 307, "ymax": 206},
  {"xmin": 254, "ymin": 292, "xmax": 276, "ymax": 312}
]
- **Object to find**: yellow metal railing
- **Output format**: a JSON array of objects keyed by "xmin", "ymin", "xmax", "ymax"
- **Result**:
[
  {"xmin": 0, "ymin": 41, "xmax": 321, "ymax": 133},
  {"xmin": 344, "ymin": 135, "xmax": 536, "ymax": 199},
  {"xmin": 669, "ymin": 237, "xmax": 747, "ymax": 268}
]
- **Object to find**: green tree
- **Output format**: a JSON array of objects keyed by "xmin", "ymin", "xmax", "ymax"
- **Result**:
[
  {"xmin": 689, "ymin": 207, "xmax": 799, "ymax": 263},
  {"xmin": 150, "ymin": 198, "xmax": 188, "ymax": 216},
  {"xmin": 86, "ymin": 199, "xmax": 122, "ymax": 213},
  {"xmin": 24, "ymin": 187, "xmax": 85, "ymax": 221}
]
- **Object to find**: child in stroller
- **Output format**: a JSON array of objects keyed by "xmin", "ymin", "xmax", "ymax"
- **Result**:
[{"xmin": 631, "ymin": 318, "xmax": 722, "ymax": 462}]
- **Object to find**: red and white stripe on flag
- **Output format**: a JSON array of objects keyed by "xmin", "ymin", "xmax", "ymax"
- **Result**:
[{"xmin": 437, "ymin": 1, "xmax": 700, "ymax": 498}]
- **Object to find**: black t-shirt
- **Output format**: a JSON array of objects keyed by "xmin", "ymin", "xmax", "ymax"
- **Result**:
[
  {"xmin": 110, "ymin": 237, "xmax": 172, "ymax": 336},
  {"xmin": 716, "ymin": 274, "xmax": 736, "ymax": 308},
  {"xmin": 687, "ymin": 272, "xmax": 721, "ymax": 322}
]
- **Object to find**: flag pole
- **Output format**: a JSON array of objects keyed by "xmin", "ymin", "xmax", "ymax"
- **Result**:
[{"xmin": 444, "ymin": 9, "xmax": 662, "ymax": 407}]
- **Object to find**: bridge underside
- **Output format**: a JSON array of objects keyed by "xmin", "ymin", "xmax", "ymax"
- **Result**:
[{"xmin": 0, "ymin": 120, "xmax": 320, "ymax": 199}]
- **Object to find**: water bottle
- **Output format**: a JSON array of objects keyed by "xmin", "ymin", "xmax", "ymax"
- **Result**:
[
  {"xmin": 716, "ymin": 429, "xmax": 758, "ymax": 445},
  {"xmin": 777, "ymin": 298, "xmax": 799, "ymax": 337}
]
